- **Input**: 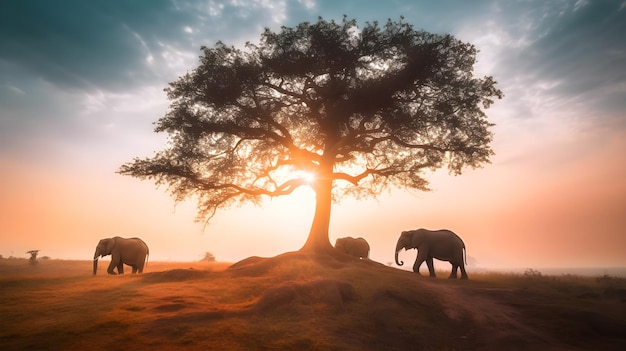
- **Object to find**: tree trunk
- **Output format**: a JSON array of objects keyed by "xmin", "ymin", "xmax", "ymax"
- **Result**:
[{"xmin": 300, "ymin": 177, "xmax": 334, "ymax": 254}]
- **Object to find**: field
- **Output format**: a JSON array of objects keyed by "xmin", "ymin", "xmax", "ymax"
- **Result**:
[{"xmin": 1, "ymin": 254, "xmax": 625, "ymax": 350}]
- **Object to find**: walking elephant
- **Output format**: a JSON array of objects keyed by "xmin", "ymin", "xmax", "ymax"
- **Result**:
[
  {"xmin": 335, "ymin": 236, "xmax": 370, "ymax": 259},
  {"xmin": 394, "ymin": 229, "xmax": 468, "ymax": 279},
  {"xmin": 93, "ymin": 236, "xmax": 149, "ymax": 275}
]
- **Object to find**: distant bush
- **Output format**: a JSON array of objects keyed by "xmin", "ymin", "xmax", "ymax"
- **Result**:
[
  {"xmin": 200, "ymin": 252, "xmax": 216, "ymax": 262},
  {"xmin": 524, "ymin": 268, "xmax": 543, "ymax": 279},
  {"xmin": 596, "ymin": 274, "xmax": 626, "ymax": 287}
]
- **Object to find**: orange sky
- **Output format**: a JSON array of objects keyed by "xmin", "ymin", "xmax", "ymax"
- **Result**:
[
  {"xmin": 1, "ymin": 122, "xmax": 624, "ymax": 269},
  {"xmin": 1, "ymin": 1, "xmax": 625, "ymax": 271}
]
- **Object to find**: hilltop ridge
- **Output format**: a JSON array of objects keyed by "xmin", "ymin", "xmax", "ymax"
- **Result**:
[{"xmin": 1, "ymin": 254, "xmax": 625, "ymax": 350}]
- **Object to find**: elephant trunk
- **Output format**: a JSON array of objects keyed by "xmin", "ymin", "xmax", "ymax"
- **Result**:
[
  {"xmin": 395, "ymin": 250, "xmax": 404, "ymax": 266},
  {"xmin": 395, "ymin": 238, "xmax": 405, "ymax": 266},
  {"xmin": 93, "ymin": 250, "xmax": 100, "ymax": 275}
]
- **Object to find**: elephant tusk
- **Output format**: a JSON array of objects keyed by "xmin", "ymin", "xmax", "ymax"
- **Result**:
[{"xmin": 93, "ymin": 257, "xmax": 99, "ymax": 261}]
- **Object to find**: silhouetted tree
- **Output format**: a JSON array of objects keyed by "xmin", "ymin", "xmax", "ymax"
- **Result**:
[
  {"xmin": 201, "ymin": 251, "xmax": 216, "ymax": 262},
  {"xmin": 119, "ymin": 17, "xmax": 502, "ymax": 255}
]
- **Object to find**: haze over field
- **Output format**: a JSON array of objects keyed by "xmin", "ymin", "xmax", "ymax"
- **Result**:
[
  {"xmin": 1, "ymin": 1, "xmax": 625, "ymax": 269},
  {"xmin": 2, "ymin": 258, "xmax": 624, "ymax": 350}
]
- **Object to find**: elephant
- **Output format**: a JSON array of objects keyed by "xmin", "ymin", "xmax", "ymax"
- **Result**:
[
  {"xmin": 93, "ymin": 236, "xmax": 149, "ymax": 275},
  {"xmin": 335, "ymin": 236, "xmax": 370, "ymax": 259},
  {"xmin": 394, "ymin": 229, "xmax": 468, "ymax": 279}
]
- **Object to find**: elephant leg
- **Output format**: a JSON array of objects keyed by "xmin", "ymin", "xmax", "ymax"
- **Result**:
[
  {"xmin": 449, "ymin": 264, "xmax": 459, "ymax": 279},
  {"xmin": 117, "ymin": 262, "xmax": 124, "ymax": 274},
  {"xmin": 426, "ymin": 257, "xmax": 436, "ymax": 277},
  {"xmin": 413, "ymin": 256, "xmax": 426, "ymax": 275},
  {"xmin": 460, "ymin": 264, "xmax": 469, "ymax": 280},
  {"xmin": 107, "ymin": 261, "xmax": 118, "ymax": 275},
  {"xmin": 414, "ymin": 248, "xmax": 432, "ymax": 275},
  {"xmin": 132, "ymin": 266, "xmax": 138, "ymax": 274}
]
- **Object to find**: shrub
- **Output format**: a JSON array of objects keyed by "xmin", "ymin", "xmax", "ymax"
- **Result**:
[
  {"xmin": 200, "ymin": 252, "xmax": 216, "ymax": 262},
  {"xmin": 524, "ymin": 268, "xmax": 543, "ymax": 279}
]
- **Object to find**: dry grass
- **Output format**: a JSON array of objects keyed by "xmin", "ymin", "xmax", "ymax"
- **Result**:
[{"xmin": 1, "ymin": 256, "xmax": 625, "ymax": 350}]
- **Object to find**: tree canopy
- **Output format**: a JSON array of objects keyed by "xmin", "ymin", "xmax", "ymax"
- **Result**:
[{"xmin": 119, "ymin": 17, "xmax": 502, "ymax": 254}]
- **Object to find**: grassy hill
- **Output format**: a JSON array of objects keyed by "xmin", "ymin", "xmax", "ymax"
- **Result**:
[{"xmin": 1, "ymin": 254, "xmax": 625, "ymax": 350}]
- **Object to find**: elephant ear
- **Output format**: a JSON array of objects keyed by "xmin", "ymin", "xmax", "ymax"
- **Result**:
[
  {"xmin": 402, "ymin": 231, "xmax": 418, "ymax": 248},
  {"xmin": 105, "ymin": 238, "xmax": 115, "ymax": 254}
]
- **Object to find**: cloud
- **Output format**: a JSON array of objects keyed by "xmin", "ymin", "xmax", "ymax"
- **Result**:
[
  {"xmin": 0, "ymin": 1, "xmax": 186, "ymax": 91},
  {"xmin": 0, "ymin": 0, "xmax": 309, "ymax": 93},
  {"xmin": 0, "ymin": 0, "xmax": 322, "ymax": 157},
  {"xmin": 522, "ymin": 2, "xmax": 625, "ymax": 91},
  {"xmin": 2, "ymin": 1, "xmax": 624, "ymax": 160},
  {"xmin": 479, "ymin": 1, "xmax": 626, "ymax": 125}
]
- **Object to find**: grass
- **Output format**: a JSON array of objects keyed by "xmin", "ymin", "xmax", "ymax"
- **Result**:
[{"xmin": 1, "ymin": 255, "xmax": 625, "ymax": 350}]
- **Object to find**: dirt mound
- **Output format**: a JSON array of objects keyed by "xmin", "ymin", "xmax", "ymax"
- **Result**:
[
  {"xmin": 153, "ymin": 302, "xmax": 188, "ymax": 312},
  {"xmin": 227, "ymin": 251, "xmax": 349, "ymax": 277},
  {"xmin": 563, "ymin": 310, "xmax": 626, "ymax": 338},
  {"xmin": 253, "ymin": 279, "xmax": 356, "ymax": 314},
  {"xmin": 141, "ymin": 268, "xmax": 211, "ymax": 282},
  {"xmin": 227, "ymin": 255, "xmax": 276, "ymax": 276},
  {"xmin": 605, "ymin": 287, "xmax": 626, "ymax": 301},
  {"xmin": 360, "ymin": 288, "xmax": 475, "ymax": 350}
]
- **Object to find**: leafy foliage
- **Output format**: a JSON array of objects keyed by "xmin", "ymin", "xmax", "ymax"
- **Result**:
[
  {"xmin": 200, "ymin": 252, "xmax": 216, "ymax": 262},
  {"xmin": 119, "ymin": 17, "xmax": 502, "ymax": 249},
  {"xmin": 524, "ymin": 268, "xmax": 543, "ymax": 279}
]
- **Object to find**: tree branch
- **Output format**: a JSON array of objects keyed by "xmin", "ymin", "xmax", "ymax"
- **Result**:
[{"xmin": 200, "ymin": 177, "xmax": 308, "ymax": 198}]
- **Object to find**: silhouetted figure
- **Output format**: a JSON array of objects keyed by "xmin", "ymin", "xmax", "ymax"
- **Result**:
[{"xmin": 27, "ymin": 250, "xmax": 39, "ymax": 265}]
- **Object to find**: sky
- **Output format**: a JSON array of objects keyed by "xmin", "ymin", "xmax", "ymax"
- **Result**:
[{"xmin": 1, "ymin": 0, "xmax": 625, "ymax": 270}]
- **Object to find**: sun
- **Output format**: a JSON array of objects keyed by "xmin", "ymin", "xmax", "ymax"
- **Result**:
[
  {"xmin": 301, "ymin": 171, "xmax": 316, "ymax": 184},
  {"xmin": 269, "ymin": 167, "xmax": 316, "ymax": 186}
]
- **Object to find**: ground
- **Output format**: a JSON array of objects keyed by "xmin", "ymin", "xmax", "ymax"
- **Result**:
[{"xmin": 1, "ymin": 253, "xmax": 625, "ymax": 350}]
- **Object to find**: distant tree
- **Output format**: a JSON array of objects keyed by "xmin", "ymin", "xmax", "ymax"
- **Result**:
[
  {"xmin": 119, "ymin": 17, "xmax": 502, "ymax": 255},
  {"xmin": 524, "ymin": 268, "xmax": 543, "ymax": 279},
  {"xmin": 201, "ymin": 251, "xmax": 216, "ymax": 262}
]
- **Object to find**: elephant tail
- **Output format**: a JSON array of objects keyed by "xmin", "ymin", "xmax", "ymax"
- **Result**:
[
  {"xmin": 463, "ymin": 246, "xmax": 467, "ymax": 265},
  {"xmin": 142, "ymin": 240, "xmax": 149, "ymax": 270}
]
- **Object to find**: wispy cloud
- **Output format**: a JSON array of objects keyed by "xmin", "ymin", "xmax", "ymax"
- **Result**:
[
  {"xmin": 3, "ymin": 84, "xmax": 25, "ymax": 95},
  {"xmin": 0, "ymin": 0, "xmax": 319, "ymax": 156},
  {"xmin": 0, "ymin": 0, "xmax": 302, "ymax": 93},
  {"xmin": 461, "ymin": 0, "xmax": 626, "ymax": 132}
]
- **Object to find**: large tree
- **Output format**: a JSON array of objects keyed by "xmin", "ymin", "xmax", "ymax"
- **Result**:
[{"xmin": 119, "ymin": 17, "xmax": 502, "ymax": 255}]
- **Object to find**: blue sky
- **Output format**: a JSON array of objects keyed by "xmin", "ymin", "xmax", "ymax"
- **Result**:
[{"xmin": 1, "ymin": 0, "xmax": 625, "ymax": 268}]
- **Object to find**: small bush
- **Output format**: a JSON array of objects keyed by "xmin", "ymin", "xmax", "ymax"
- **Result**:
[
  {"xmin": 596, "ymin": 274, "xmax": 626, "ymax": 287},
  {"xmin": 200, "ymin": 252, "xmax": 216, "ymax": 262},
  {"xmin": 524, "ymin": 268, "xmax": 543, "ymax": 279}
]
